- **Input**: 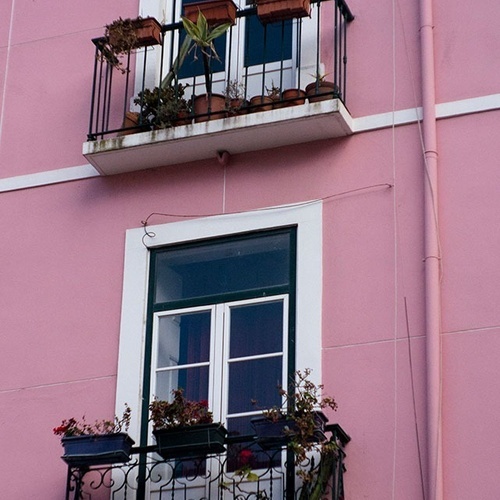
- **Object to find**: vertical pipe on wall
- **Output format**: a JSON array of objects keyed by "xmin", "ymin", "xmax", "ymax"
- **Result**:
[{"xmin": 419, "ymin": 0, "xmax": 443, "ymax": 498}]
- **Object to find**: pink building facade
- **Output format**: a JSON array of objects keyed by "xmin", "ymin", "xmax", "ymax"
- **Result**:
[{"xmin": 1, "ymin": 0, "xmax": 499, "ymax": 498}]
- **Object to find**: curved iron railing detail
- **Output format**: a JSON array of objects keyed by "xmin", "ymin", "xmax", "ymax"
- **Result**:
[{"xmin": 65, "ymin": 424, "xmax": 349, "ymax": 500}]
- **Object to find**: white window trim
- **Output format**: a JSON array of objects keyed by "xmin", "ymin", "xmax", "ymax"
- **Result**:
[{"xmin": 115, "ymin": 202, "xmax": 323, "ymax": 443}]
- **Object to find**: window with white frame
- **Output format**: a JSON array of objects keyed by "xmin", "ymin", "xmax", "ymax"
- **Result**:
[
  {"xmin": 146, "ymin": 229, "xmax": 294, "ymax": 451},
  {"xmin": 115, "ymin": 203, "xmax": 323, "ymax": 452}
]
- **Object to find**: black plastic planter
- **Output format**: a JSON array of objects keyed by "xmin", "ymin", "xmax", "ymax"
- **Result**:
[
  {"xmin": 61, "ymin": 432, "xmax": 135, "ymax": 466},
  {"xmin": 251, "ymin": 411, "xmax": 328, "ymax": 449},
  {"xmin": 153, "ymin": 423, "xmax": 227, "ymax": 459}
]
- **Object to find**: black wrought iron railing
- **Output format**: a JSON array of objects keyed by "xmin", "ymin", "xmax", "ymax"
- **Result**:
[
  {"xmin": 65, "ymin": 424, "xmax": 350, "ymax": 500},
  {"xmin": 87, "ymin": 0, "xmax": 353, "ymax": 140}
]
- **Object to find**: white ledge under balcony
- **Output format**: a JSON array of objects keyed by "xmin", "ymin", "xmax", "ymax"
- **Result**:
[{"xmin": 83, "ymin": 99, "xmax": 353, "ymax": 175}]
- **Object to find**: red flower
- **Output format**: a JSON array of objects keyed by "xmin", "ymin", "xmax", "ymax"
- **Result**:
[{"xmin": 239, "ymin": 449, "xmax": 253, "ymax": 465}]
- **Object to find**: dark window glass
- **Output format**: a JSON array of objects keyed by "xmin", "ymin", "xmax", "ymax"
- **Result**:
[
  {"xmin": 245, "ymin": 16, "xmax": 293, "ymax": 67},
  {"xmin": 154, "ymin": 232, "xmax": 291, "ymax": 304},
  {"xmin": 228, "ymin": 357, "xmax": 282, "ymax": 414},
  {"xmin": 229, "ymin": 301, "xmax": 283, "ymax": 358}
]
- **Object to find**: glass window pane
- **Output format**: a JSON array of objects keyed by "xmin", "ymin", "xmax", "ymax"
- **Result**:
[
  {"xmin": 245, "ymin": 15, "xmax": 293, "ymax": 67},
  {"xmin": 155, "ymin": 366, "xmax": 209, "ymax": 402},
  {"xmin": 230, "ymin": 300, "xmax": 283, "ymax": 358},
  {"xmin": 153, "ymin": 231, "xmax": 291, "ymax": 304},
  {"xmin": 156, "ymin": 311, "xmax": 211, "ymax": 368},
  {"xmin": 228, "ymin": 357, "xmax": 282, "ymax": 414}
]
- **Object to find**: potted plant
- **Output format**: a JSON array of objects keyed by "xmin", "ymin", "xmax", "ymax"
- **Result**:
[
  {"xmin": 100, "ymin": 16, "xmax": 162, "ymax": 73},
  {"xmin": 305, "ymin": 73, "xmax": 339, "ymax": 103},
  {"xmin": 184, "ymin": 0, "xmax": 238, "ymax": 27},
  {"xmin": 181, "ymin": 11, "xmax": 232, "ymax": 122},
  {"xmin": 53, "ymin": 404, "xmax": 134, "ymax": 467},
  {"xmin": 255, "ymin": 0, "xmax": 311, "ymax": 24},
  {"xmin": 150, "ymin": 389, "xmax": 227, "ymax": 459},
  {"xmin": 251, "ymin": 369, "xmax": 337, "ymax": 463},
  {"xmin": 275, "ymin": 88, "xmax": 307, "ymax": 108},
  {"xmin": 134, "ymin": 84, "xmax": 192, "ymax": 128},
  {"xmin": 224, "ymin": 79, "xmax": 248, "ymax": 115}
]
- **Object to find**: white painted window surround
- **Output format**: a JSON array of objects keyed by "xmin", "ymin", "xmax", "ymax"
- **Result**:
[{"xmin": 115, "ymin": 202, "xmax": 323, "ymax": 443}]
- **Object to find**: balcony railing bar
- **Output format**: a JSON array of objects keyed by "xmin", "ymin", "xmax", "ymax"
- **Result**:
[{"xmin": 87, "ymin": 0, "xmax": 353, "ymax": 140}]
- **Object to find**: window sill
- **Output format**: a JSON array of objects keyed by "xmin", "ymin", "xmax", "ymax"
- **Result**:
[{"xmin": 83, "ymin": 99, "xmax": 353, "ymax": 176}]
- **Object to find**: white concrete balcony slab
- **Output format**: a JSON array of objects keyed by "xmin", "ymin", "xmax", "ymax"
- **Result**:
[{"xmin": 83, "ymin": 99, "xmax": 353, "ymax": 175}]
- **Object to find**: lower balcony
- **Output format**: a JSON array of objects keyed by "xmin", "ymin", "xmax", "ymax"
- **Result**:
[
  {"xmin": 65, "ymin": 424, "xmax": 350, "ymax": 500},
  {"xmin": 83, "ymin": 0, "xmax": 354, "ymax": 175}
]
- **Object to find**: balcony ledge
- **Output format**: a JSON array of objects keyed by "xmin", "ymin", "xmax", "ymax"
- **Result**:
[{"xmin": 83, "ymin": 99, "xmax": 353, "ymax": 176}]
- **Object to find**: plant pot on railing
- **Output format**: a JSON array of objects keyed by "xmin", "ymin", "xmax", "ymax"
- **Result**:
[
  {"xmin": 256, "ymin": 0, "xmax": 311, "ymax": 23},
  {"xmin": 184, "ymin": 0, "xmax": 237, "ymax": 27},
  {"xmin": 107, "ymin": 17, "xmax": 162, "ymax": 49},
  {"xmin": 153, "ymin": 423, "xmax": 227, "ymax": 459},
  {"xmin": 251, "ymin": 411, "xmax": 327, "ymax": 450},
  {"xmin": 61, "ymin": 433, "xmax": 135, "ymax": 467}
]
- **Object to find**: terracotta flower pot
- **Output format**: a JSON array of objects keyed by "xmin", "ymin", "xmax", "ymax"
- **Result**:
[
  {"xmin": 249, "ymin": 95, "xmax": 274, "ymax": 112},
  {"xmin": 256, "ymin": 0, "xmax": 311, "ymax": 23},
  {"xmin": 108, "ymin": 17, "xmax": 162, "ymax": 49},
  {"xmin": 194, "ymin": 93, "xmax": 228, "ymax": 122},
  {"xmin": 305, "ymin": 80, "xmax": 339, "ymax": 102},
  {"xmin": 227, "ymin": 98, "xmax": 249, "ymax": 115},
  {"xmin": 184, "ymin": 0, "xmax": 238, "ymax": 27},
  {"xmin": 118, "ymin": 111, "xmax": 150, "ymax": 136},
  {"xmin": 274, "ymin": 88, "xmax": 306, "ymax": 108}
]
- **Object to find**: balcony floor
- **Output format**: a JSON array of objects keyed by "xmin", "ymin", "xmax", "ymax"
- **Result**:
[{"xmin": 83, "ymin": 99, "xmax": 353, "ymax": 176}]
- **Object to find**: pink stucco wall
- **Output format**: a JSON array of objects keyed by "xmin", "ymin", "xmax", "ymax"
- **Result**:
[{"xmin": 1, "ymin": 0, "xmax": 500, "ymax": 498}]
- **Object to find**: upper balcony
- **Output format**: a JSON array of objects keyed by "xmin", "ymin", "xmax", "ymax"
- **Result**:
[{"xmin": 83, "ymin": 0, "xmax": 354, "ymax": 175}]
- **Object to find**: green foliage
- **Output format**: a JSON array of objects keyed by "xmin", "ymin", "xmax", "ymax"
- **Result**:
[
  {"xmin": 134, "ymin": 85, "xmax": 191, "ymax": 128},
  {"xmin": 181, "ymin": 11, "xmax": 231, "ymax": 95},
  {"xmin": 261, "ymin": 369, "xmax": 338, "ymax": 463}
]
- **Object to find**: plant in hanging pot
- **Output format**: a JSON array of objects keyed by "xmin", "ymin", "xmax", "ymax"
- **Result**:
[
  {"xmin": 251, "ymin": 369, "xmax": 342, "ymax": 500},
  {"xmin": 251, "ymin": 369, "xmax": 337, "ymax": 462},
  {"xmin": 54, "ymin": 404, "xmax": 134, "ymax": 467},
  {"xmin": 99, "ymin": 16, "xmax": 162, "ymax": 73},
  {"xmin": 184, "ymin": 0, "xmax": 238, "ymax": 27},
  {"xmin": 255, "ymin": 0, "xmax": 311, "ymax": 24},
  {"xmin": 305, "ymin": 73, "xmax": 339, "ymax": 103},
  {"xmin": 181, "ymin": 11, "xmax": 232, "ymax": 122},
  {"xmin": 150, "ymin": 389, "xmax": 227, "ymax": 459}
]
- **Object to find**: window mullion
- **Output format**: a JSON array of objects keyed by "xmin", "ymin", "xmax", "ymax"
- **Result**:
[{"xmin": 211, "ymin": 304, "xmax": 225, "ymax": 423}]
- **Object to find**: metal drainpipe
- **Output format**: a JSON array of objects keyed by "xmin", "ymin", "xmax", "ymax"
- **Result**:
[{"xmin": 419, "ymin": 0, "xmax": 443, "ymax": 498}]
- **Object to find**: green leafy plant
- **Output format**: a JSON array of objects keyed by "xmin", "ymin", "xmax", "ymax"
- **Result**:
[
  {"xmin": 149, "ymin": 389, "xmax": 213, "ymax": 431},
  {"xmin": 134, "ymin": 84, "xmax": 191, "ymax": 128},
  {"xmin": 53, "ymin": 404, "xmax": 131, "ymax": 437},
  {"xmin": 256, "ymin": 368, "xmax": 338, "ymax": 463},
  {"xmin": 181, "ymin": 11, "xmax": 232, "ymax": 96}
]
